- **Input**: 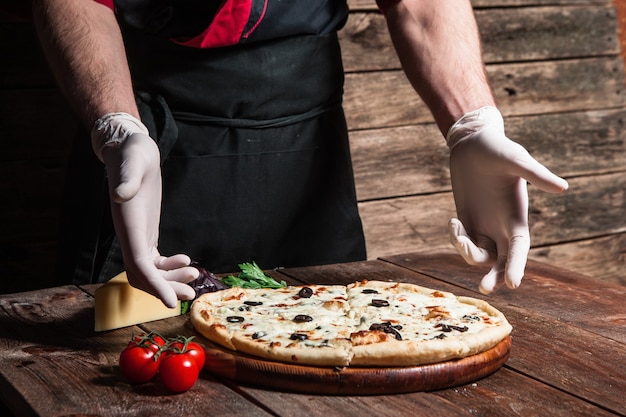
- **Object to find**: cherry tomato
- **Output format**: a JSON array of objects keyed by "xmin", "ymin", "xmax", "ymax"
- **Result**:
[
  {"xmin": 168, "ymin": 340, "xmax": 206, "ymax": 371},
  {"xmin": 128, "ymin": 332, "xmax": 166, "ymax": 353},
  {"xmin": 185, "ymin": 341, "xmax": 206, "ymax": 370},
  {"xmin": 118, "ymin": 332, "xmax": 166, "ymax": 384},
  {"xmin": 119, "ymin": 344, "xmax": 161, "ymax": 384},
  {"xmin": 159, "ymin": 353, "xmax": 200, "ymax": 393}
]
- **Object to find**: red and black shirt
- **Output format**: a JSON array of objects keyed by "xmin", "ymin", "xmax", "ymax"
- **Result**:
[{"xmin": 94, "ymin": 0, "xmax": 349, "ymax": 48}]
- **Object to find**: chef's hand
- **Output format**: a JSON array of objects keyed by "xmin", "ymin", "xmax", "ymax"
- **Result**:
[
  {"xmin": 446, "ymin": 106, "xmax": 568, "ymax": 294},
  {"xmin": 92, "ymin": 113, "xmax": 198, "ymax": 307}
]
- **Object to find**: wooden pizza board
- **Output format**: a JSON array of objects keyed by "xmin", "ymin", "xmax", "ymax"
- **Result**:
[{"xmin": 201, "ymin": 336, "xmax": 512, "ymax": 395}]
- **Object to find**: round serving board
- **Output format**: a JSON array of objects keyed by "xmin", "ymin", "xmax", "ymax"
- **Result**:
[{"xmin": 201, "ymin": 336, "xmax": 512, "ymax": 395}]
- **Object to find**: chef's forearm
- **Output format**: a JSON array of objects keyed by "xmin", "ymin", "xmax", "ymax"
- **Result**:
[
  {"xmin": 32, "ymin": 0, "xmax": 138, "ymax": 129},
  {"xmin": 380, "ymin": 0, "xmax": 496, "ymax": 135}
]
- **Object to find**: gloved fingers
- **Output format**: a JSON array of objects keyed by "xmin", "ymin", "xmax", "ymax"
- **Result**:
[
  {"xmin": 479, "ymin": 256, "xmax": 506, "ymax": 295},
  {"xmin": 161, "ymin": 265, "xmax": 199, "ymax": 285},
  {"xmin": 155, "ymin": 254, "xmax": 193, "ymax": 271},
  {"xmin": 126, "ymin": 259, "xmax": 197, "ymax": 307},
  {"xmin": 506, "ymin": 142, "xmax": 569, "ymax": 194},
  {"xmin": 126, "ymin": 268, "xmax": 180, "ymax": 308},
  {"xmin": 168, "ymin": 281, "xmax": 197, "ymax": 301},
  {"xmin": 448, "ymin": 218, "xmax": 495, "ymax": 266},
  {"xmin": 155, "ymin": 255, "xmax": 199, "ymax": 286},
  {"xmin": 504, "ymin": 234, "xmax": 530, "ymax": 289}
]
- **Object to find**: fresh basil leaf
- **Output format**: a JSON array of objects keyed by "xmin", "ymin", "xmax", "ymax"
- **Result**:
[{"xmin": 223, "ymin": 261, "xmax": 286, "ymax": 289}]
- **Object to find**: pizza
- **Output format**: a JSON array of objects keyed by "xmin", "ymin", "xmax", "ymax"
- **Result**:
[{"xmin": 189, "ymin": 280, "xmax": 512, "ymax": 367}]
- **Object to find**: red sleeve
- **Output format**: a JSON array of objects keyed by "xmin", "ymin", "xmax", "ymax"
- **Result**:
[{"xmin": 93, "ymin": 0, "xmax": 114, "ymax": 10}]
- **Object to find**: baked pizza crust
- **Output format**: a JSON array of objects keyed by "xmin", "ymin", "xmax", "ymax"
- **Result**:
[
  {"xmin": 231, "ymin": 333, "xmax": 353, "ymax": 366},
  {"xmin": 190, "ymin": 280, "xmax": 512, "ymax": 367}
]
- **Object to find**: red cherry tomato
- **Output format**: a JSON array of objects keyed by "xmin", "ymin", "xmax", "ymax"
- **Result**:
[
  {"xmin": 119, "ymin": 332, "xmax": 166, "ymax": 384},
  {"xmin": 159, "ymin": 353, "xmax": 199, "ymax": 393},
  {"xmin": 168, "ymin": 340, "xmax": 206, "ymax": 371},
  {"xmin": 128, "ymin": 332, "xmax": 166, "ymax": 352},
  {"xmin": 157, "ymin": 336, "xmax": 205, "ymax": 392},
  {"xmin": 119, "ymin": 345, "xmax": 160, "ymax": 384}
]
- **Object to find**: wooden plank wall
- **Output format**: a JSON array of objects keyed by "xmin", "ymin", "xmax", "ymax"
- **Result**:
[
  {"xmin": 0, "ymin": 0, "xmax": 624, "ymax": 293},
  {"xmin": 343, "ymin": 0, "xmax": 626, "ymax": 286}
]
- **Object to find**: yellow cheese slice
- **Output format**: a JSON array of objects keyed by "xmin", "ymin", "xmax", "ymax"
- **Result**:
[{"xmin": 94, "ymin": 272, "xmax": 181, "ymax": 331}]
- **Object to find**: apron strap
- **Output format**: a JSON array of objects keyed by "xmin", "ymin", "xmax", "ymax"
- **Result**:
[
  {"xmin": 136, "ymin": 91, "xmax": 179, "ymax": 164},
  {"xmin": 171, "ymin": 99, "xmax": 342, "ymax": 129}
]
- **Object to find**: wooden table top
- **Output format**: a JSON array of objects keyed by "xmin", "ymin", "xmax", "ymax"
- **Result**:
[{"xmin": 1, "ymin": 252, "xmax": 624, "ymax": 417}]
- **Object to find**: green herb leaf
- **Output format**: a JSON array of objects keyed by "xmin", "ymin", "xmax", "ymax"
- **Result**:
[
  {"xmin": 223, "ymin": 261, "xmax": 286, "ymax": 289},
  {"xmin": 180, "ymin": 300, "xmax": 190, "ymax": 315}
]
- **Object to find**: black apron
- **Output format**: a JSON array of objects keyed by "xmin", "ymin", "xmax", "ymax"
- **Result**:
[{"xmin": 56, "ymin": 1, "xmax": 366, "ymax": 284}]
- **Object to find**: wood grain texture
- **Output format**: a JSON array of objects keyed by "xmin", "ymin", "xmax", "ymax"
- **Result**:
[
  {"xmin": 346, "ymin": 0, "xmax": 614, "ymax": 10},
  {"xmin": 340, "ymin": 6, "xmax": 620, "ymax": 72},
  {"xmin": 350, "ymin": 109, "xmax": 626, "ymax": 201},
  {"xmin": 529, "ymin": 232, "xmax": 626, "ymax": 286},
  {"xmin": 359, "ymin": 172, "xmax": 626, "ymax": 283},
  {"xmin": 344, "ymin": 57, "xmax": 626, "ymax": 130},
  {"xmin": 358, "ymin": 173, "xmax": 626, "ymax": 264}
]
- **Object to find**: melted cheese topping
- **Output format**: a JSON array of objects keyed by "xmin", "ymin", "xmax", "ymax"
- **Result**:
[
  {"xmin": 195, "ymin": 281, "xmax": 510, "ymax": 353},
  {"xmin": 209, "ymin": 285, "xmax": 355, "ymax": 348}
]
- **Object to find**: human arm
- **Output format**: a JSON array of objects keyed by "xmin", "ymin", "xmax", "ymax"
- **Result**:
[
  {"xmin": 31, "ymin": 0, "xmax": 197, "ymax": 306},
  {"xmin": 378, "ymin": 0, "xmax": 568, "ymax": 293}
]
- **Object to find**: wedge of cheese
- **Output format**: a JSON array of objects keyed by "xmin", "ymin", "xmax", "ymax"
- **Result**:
[{"xmin": 94, "ymin": 272, "xmax": 181, "ymax": 332}]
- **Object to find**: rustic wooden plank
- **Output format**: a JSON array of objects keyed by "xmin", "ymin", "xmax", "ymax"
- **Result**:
[
  {"xmin": 618, "ymin": 0, "xmax": 626, "ymax": 66},
  {"xmin": 500, "ymin": 308, "xmax": 626, "ymax": 416},
  {"xmin": 340, "ymin": 6, "xmax": 620, "ymax": 72},
  {"xmin": 504, "ymin": 109, "xmax": 626, "ymax": 178},
  {"xmin": 346, "ymin": 0, "xmax": 613, "ymax": 10},
  {"xmin": 344, "ymin": 56, "xmax": 626, "ymax": 130},
  {"xmin": 233, "ymin": 365, "xmax": 617, "ymax": 417},
  {"xmin": 359, "ymin": 191, "xmax": 455, "ymax": 260},
  {"xmin": 489, "ymin": 57, "xmax": 626, "ymax": 116},
  {"xmin": 529, "ymin": 171, "xmax": 626, "ymax": 242},
  {"xmin": 277, "ymin": 258, "xmax": 625, "ymax": 415},
  {"xmin": 432, "ymin": 367, "xmax": 620, "ymax": 417},
  {"xmin": 358, "ymin": 172, "xmax": 626, "ymax": 262},
  {"xmin": 350, "ymin": 123, "xmax": 449, "ymax": 200},
  {"xmin": 0, "ymin": 287, "xmax": 274, "ymax": 417},
  {"xmin": 234, "ymin": 388, "xmax": 480, "ymax": 417},
  {"xmin": 530, "ymin": 232, "xmax": 626, "ymax": 287},
  {"xmin": 476, "ymin": 5, "xmax": 619, "ymax": 63},
  {"xmin": 471, "ymin": 0, "xmax": 612, "ymax": 5},
  {"xmin": 350, "ymin": 109, "xmax": 626, "ymax": 201}
]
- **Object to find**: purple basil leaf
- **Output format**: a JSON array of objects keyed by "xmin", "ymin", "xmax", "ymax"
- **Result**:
[{"xmin": 189, "ymin": 267, "xmax": 229, "ymax": 298}]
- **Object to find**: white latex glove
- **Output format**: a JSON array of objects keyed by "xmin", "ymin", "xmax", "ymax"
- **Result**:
[
  {"xmin": 446, "ymin": 107, "xmax": 568, "ymax": 294},
  {"xmin": 91, "ymin": 113, "xmax": 198, "ymax": 307}
]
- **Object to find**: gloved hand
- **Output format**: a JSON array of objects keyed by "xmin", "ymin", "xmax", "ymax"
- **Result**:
[
  {"xmin": 446, "ymin": 106, "xmax": 568, "ymax": 294},
  {"xmin": 91, "ymin": 113, "xmax": 198, "ymax": 307}
]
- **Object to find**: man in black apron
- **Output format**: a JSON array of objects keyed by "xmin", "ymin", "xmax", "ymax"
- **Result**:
[
  {"xmin": 41, "ymin": 0, "xmax": 367, "ymax": 306},
  {"xmin": 33, "ymin": 0, "xmax": 568, "ymax": 306}
]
